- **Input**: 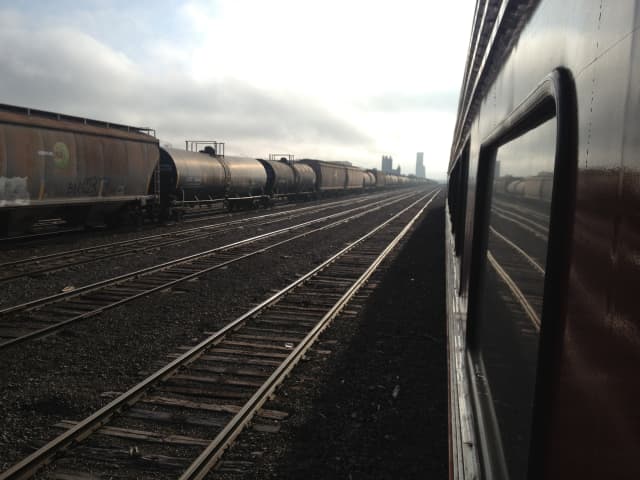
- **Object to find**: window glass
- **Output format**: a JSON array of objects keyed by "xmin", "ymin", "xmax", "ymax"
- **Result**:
[
  {"xmin": 455, "ymin": 145, "xmax": 470, "ymax": 257},
  {"xmin": 473, "ymin": 118, "xmax": 556, "ymax": 478}
]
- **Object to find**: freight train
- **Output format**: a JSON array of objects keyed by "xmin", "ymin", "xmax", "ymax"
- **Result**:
[
  {"xmin": 0, "ymin": 104, "xmax": 420, "ymax": 235},
  {"xmin": 446, "ymin": 0, "xmax": 640, "ymax": 479}
]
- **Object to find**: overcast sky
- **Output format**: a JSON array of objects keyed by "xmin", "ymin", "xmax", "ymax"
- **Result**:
[{"xmin": 0, "ymin": 1, "xmax": 474, "ymax": 180}]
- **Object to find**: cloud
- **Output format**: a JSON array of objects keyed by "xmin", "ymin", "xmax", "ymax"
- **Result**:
[
  {"xmin": 0, "ymin": 10, "xmax": 374, "ymax": 159},
  {"xmin": 0, "ymin": 1, "xmax": 476, "ymax": 177},
  {"xmin": 360, "ymin": 90, "xmax": 460, "ymax": 113}
]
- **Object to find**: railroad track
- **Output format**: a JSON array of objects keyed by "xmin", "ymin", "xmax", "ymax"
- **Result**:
[
  {"xmin": 492, "ymin": 198, "xmax": 550, "ymax": 225},
  {"xmin": 487, "ymin": 225, "xmax": 547, "ymax": 331},
  {"xmin": 0, "ymin": 190, "xmax": 426, "ymax": 349},
  {"xmin": 490, "ymin": 204, "xmax": 549, "ymax": 240},
  {"xmin": 0, "ymin": 195, "xmax": 294, "ymax": 245},
  {"xmin": 0, "ymin": 189, "xmax": 439, "ymax": 480},
  {"xmin": 0, "ymin": 226, "xmax": 85, "ymax": 245},
  {"xmin": 0, "ymin": 191, "xmax": 396, "ymax": 283}
]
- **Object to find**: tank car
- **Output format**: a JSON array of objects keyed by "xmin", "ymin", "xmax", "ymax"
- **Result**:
[
  {"xmin": 371, "ymin": 169, "xmax": 387, "ymax": 188},
  {"xmin": 290, "ymin": 161, "xmax": 316, "ymax": 197},
  {"xmin": 257, "ymin": 158, "xmax": 295, "ymax": 198},
  {"xmin": 505, "ymin": 178, "xmax": 525, "ymax": 196},
  {"xmin": 385, "ymin": 173, "xmax": 399, "ymax": 186},
  {"xmin": 159, "ymin": 147, "xmax": 226, "ymax": 206},
  {"xmin": 0, "ymin": 104, "xmax": 159, "ymax": 235},
  {"xmin": 223, "ymin": 155, "xmax": 268, "ymax": 207},
  {"xmin": 522, "ymin": 173, "xmax": 554, "ymax": 202},
  {"xmin": 159, "ymin": 146, "xmax": 268, "ymax": 215},
  {"xmin": 363, "ymin": 171, "xmax": 376, "ymax": 189},
  {"xmin": 257, "ymin": 158, "xmax": 317, "ymax": 200},
  {"xmin": 446, "ymin": 1, "xmax": 640, "ymax": 478},
  {"xmin": 493, "ymin": 175, "xmax": 518, "ymax": 195}
]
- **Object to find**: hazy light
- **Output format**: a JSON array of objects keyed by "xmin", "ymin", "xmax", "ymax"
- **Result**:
[{"xmin": 0, "ymin": 0, "xmax": 474, "ymax": 178}]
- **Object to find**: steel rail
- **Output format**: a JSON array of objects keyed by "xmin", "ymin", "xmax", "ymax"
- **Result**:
[
  {"xmin": 0, "ymin": 192, "xmax": 386, "ymax": 268},
  {"xmin": 0, "ymin": 192, "xmax": 396, "ymax": 282},
  {"xmin": 489, "ymin": 226, "xmax": 545, "ymax": 274},
  {"xmin": 0, "ymin": 190, "xmax": 426, "ymax": 349},
  {"xmin": 491, "ymin": 204, "xmax": 549, "ymax": 234},
  {"xmin": 0, "ymin": 190, "xmax": 393, "ymax": 245},
  {"xmin": 0, "ymin": 190, "xmax": 416, "ymax": 316},
  {"xmin": 492, "ymin": 198, "xmax": 550, "ymax": 223},
  {"xmin": 180, "ymin": 188, "xmax": 441, "ymax": 479},
  {"xmin": 0, "ymin": 227, "xmax": 85, "ymax": 244},
  {"xmin": 0, "ymin": 188, "xmax": 439, "ymax": 480},
  {"xmin": 487, "ymin": 250, "xmax": 541, "ymax": 330}
]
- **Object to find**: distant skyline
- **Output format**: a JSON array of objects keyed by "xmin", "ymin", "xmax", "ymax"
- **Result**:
[
  {"xmin": 0, "ymin": 1, "xmax": 475, "ymax": 180},
  {"xmin": 416, "ymin": 152, "xmax": 425, "ymax": 178}
]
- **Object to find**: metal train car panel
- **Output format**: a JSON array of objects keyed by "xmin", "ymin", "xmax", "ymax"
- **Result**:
[
  {"xmin": 159, "ymin": 147, "xmax": 227, "ymax": 202},
  {"xmin": 258, "ymin": 158, "xmax": 296, "ymax": 195},
  {"xmin": 371, "ymin": 169, "xmax": 386, "ymax": 187},
  {"xmin": 0, "ymin": 105, "xmax": 158, "ymax": 232},
  {"xmin": 299, "ymin": 159, "xmax": 348, "ymax": 191},
  {"xmin": 345, "ymin": 166, "xmax": 365, "ymax": 189},
  {"xmin": 223, "ymin": 156, "xmax": 268, "ymax": 197},
  {"xmin": 386, "ymin": 174, "xmax": 399, "ymax": 185},
  {"xmin": 290, "ymin": 162, "xmax": 316, "ymax": 193},
  {"xmin": 446, "ymin": 1, "xmax": 640, "ymax": 479},
  {"xmin": 363, "ymin": 171, "xmax": 375, "ymax": 188}
]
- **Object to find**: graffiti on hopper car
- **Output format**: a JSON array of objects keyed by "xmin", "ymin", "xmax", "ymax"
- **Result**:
[
  {"xmin": 66, "ymin": 176, "xmax": 111, "ymax": 196},
  {"xmin": 37, "ymin": 142, "xmax": 71, "ymax": 169},
  {"xmin": 0, "ymin": 177, "xmax": 30, "ymax": 206}
]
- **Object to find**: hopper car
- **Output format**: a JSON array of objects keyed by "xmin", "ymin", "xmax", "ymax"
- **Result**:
[
  {"xmin": 446, "ymin": 0, "xmax": 640, "ymax": 479},
  {"xmin": 0, "ymin": 104, "xmax": 159, "ymax": 236}
]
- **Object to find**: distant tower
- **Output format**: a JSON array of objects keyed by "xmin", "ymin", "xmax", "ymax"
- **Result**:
[
  {"xmin": 381, "ymin": 155, "xmax": 393, "ymax": 173},
  {"xmin": 416, "ymin": 152, "xmax": 425, "ymax": 178}
]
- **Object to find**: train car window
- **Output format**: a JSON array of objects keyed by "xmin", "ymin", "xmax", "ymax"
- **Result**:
[
  {"xmin": 454, "ymin": 142, "xmax": 470, "ymax": 257},
  {"xmin": 448, "ymin": 163, "xmax": 459, "ymax": 233},
  {"xmin": 459, "ymin": 68, "xmax": 576, "ymax": 480},
  {"xmin": 472, "ymin": 117, "xmax": 556, "ymax": 479}
]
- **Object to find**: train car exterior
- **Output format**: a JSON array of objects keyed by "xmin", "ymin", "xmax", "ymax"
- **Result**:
[
  {"xmin": 345, "ymin": 165, "xmax": 365, "ymax": 190},
  {"xmin": 298, "ymin": 159, "xmax": 348, "ymax": 192},
  {"xmin": 363, "ymin": 171, "xmax": 376, "ymax": 188},
  {"xmin": 159, "ymin": 147, "xmax": 226, "ymax": 204},
  {"xmin": 386, "ymin": 173, "xmax": 399, "ymax": 186},
  {"xmin": 371, "ymin": 169, "xmax": 387, "ymax": 188},
  {"xmin": 0, "ymin": 104, "xmax": 158, "ymax": 234},
  {"xmin": 160, "ymin": 147, "xmax": 268, "ymax": 212},
  {"xmin": 257, "ymin": 158, "xmax": 296, "ymax": 196},
  {"xmin": 224, "ymin": 156, "xmax": 268, "ymax": 198},
  {"xmin": 290, "ymin": 162, "xmax": 316, "ymax": 194},
  {"xmin": 446, "ymin": 1, "xmax": 640, "ymax": 479}
]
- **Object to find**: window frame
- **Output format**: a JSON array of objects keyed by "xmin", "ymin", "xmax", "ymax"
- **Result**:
[
  {"xmin": 454, "ymin": 141, "xmax": 471, "ymax": 259},
  {"xmin": 464, "ymin": 68, "xmax": 578, "ymax": 479}
]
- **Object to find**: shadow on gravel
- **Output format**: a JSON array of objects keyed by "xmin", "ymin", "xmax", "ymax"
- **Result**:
[{"xmin": 273, "ymin": 201, "xmax": 448, "ymax": 479}]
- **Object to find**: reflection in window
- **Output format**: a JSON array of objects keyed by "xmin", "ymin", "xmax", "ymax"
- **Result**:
[{"xmin": 474, "ymin": 118, "xmax": 556, "ymax": 479}]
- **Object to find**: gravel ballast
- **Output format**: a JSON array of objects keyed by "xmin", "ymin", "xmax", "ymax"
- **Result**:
[
  {"xmin": 209, "ymin": 196, "xmax": 448, "ymax": 479},
  {"xmin": 0, "ymin": 189, "xmax": 440, "ymax": 473}
]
